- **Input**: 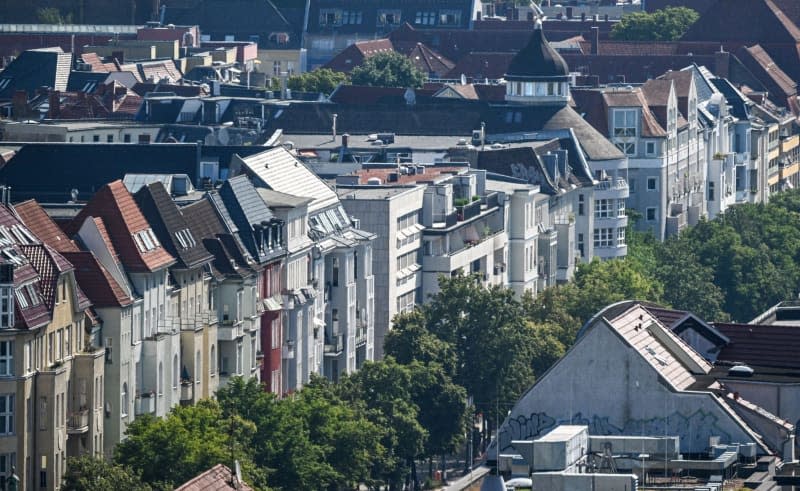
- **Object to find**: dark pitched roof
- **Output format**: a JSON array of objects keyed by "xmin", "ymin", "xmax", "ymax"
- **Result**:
[
  {"xmin": 710, "ymin": 78, "xmax": 751, "ymax": 119},
  {"xmin": 681, "ymin": 0, "xmax": 800, "ymax": 44},
  {"xmin": 182, "ymin": 198, "xmax": 250, "ymax": 278},
  {"xmin": 217, "ymin": 175, "xmax": 283, "ymax": 264},
  {"xmin": 714, "ymin": 322, "xmax": 800, "ymax": 370},
  {"xmin": 14, "ymin": 200, "xmax": 79, "ymax": 253},
  {"xmin": 66, "ymin": 71, "xmax": 111, "ymax": 93},
  {"xmin": 164, "ymin": 0, "xmax": 302, "ymax": 49},
  {"xmin": 0, "ymin": 47, "xmax": 71, "ymax": 99},
  {"xmin": 0, "ymin": 143, "xmax": 263, "ymax": 204},
  {"xmin": 402, "ymin": 42, "xmax": 455, "ymax": 78},
  {"xmin": 61, "ymin": 250, "xmax": 133, "ymax": 307},
  {"xmin": 68, "ymin": 180, "xmax": 176, "ymax": 273},
  {"xmin": 506, "ymin": 23, "xmax": 569, "ymax": 80},
  {"xmin": 328, "ymin": 85, "xmax": 437, "ymax": 104},
  {"xmin": 737, "ymin": 44, "xmax": 797, "ymax": 100},
  {"xmin": 133, "ymin": 182, "xmax": 213, "ymax": 270}
]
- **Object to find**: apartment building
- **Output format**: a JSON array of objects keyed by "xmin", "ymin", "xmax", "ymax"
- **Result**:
[{"xmin": 236, "ymin": 147, "xmax": 376, "ymax": 388}]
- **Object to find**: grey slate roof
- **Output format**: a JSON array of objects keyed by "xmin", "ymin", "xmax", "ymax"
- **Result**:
[
  {"xmin": 216, "ymin": 175, "xmax": 284, "ymax": 264},
  {"xmin": 505, "ymin": 24, "xmax": 569, "ymax": 81}
]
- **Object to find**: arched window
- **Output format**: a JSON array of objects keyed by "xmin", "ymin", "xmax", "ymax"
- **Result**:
[
  {"xmin": 173, "ymin": 355, "xmax": 179, "ymax": 388},
  {"xmin": 158, "ymin": 362, "xmax": 163, "ymax": 395},
  {"xmin": 121, "ymin": 383, "xmax": 128, "ymax": 417},
  {"xmin": 210, "ymin": 345, "xmax": 216, "ymax": 375}
]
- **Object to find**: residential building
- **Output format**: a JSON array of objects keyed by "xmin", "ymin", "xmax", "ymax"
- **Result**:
[
  {"xmin": 65, "ymin": 181, "xmax": 180, "ymax": 430},
  {"xmin": 493, "ymin": 301, "xmax": 795, "ymax": 466},
  {"xmin": 335, "ymin": 163, "xmax": 509, "ymax": 356},
  {"xmin": 133, "ymin": 182, "xmax": 218, "ymax": 403},
  {"xmin": 304, "ymin": 0, "xmax": 481, "ymax": 67},
  {"xmin": 235, "ymin": 147, "xmax": 376, "ymax": 387},
  {"xmin": 0, "ymin": 200, "xmax": 104, "ymax": 490}
]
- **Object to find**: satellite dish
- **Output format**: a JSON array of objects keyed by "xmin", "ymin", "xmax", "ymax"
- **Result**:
[
  {"xmin": 218, "ymin": 127, "xmax": 230, "ymax": 145},
  {"xmin": 460, "ymin": 73, "xmax": 467, "ymax": 85}
]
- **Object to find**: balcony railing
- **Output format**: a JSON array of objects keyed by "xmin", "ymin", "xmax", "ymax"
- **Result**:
[
  {"xmin": 67, "ymin": 409, "xmax": 89, "ymax": 434},
  {"xmin": 180, "ymin": 381, "xmax": 194, "ymax": 402},
  {"xmin": 324, "ymin": 333, "xmax": 344, "ymax": 356},
  {"xmin": 594, "ymin": 178, "xmax": 628, "ymax": 191},
  {"xmin": 134, "ymin": 392, "xmax": 156, "ymax": 415}
]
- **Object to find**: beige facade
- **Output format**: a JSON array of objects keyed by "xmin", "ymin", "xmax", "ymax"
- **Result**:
[{"xmin": 256, "ymin": 48, "xmax": 306, "ymax": 77}]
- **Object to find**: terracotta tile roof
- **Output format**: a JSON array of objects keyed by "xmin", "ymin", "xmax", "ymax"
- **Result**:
[
  {"xmin": 61, "ymin": 251, "xmax": 132, "ymax": 308},
  {"xmin": 574, "ymin": 87, "xmax": 667, "ymax": 138},
  {"xmin": 401, "ymin": 42, "xmax": 455, "ymax": 78},
  {"xmin": 714, "ymin": 322, "xmax": 800, "ymax": 370},
  {"xmin": 68, "ymin": 180, "xmax": 175, "ymax": 273},
  {"xmin": 174, "ymin": 464, "xmax": 253, "ymax": 491},
  {"xmin": 14, "ymin": 200, "xmax": 79, "ymax": 253}
]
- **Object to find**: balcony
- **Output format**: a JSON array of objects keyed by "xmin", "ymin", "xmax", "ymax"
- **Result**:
[
  {"xmin": 135, "ymin": 392, "xmax": 156, "ymax": 415},
  {"xmin": 355, "ymin": 322, "xmax": 368, "ymax": 347},
  {"xmin": 324, "ymin": 333, "xmax": 344, "ymax": 356},
  {"xmin": 180, "ymin": 381, "xmax": 194, "ymax": 402},
  {"xmin": 67, "ymin": 409, "xmax": 89, "ymax": 434},
  {"xmin": 218, "ymin": 318, "xmax": 244, "ymax": 341},
  {"xmin": 593, "ymin": 178, "xmax": 629, "ymax": 200}
]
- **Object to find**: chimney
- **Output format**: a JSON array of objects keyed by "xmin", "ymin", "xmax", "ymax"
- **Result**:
[
  {"xmin": 566, "ymin": 6, "xmax": 573, "ymax": 19},
  {"xmin": 11, "ymin": 90, "xmax": 28, "ymax": 120},
  {"xmin": 604, "ymin": 14, "xmax": 609, "ymax": 22},
  {"xmin": 332, "ymin": 113, "xmax": 338, "ymax": 140},
  {"xmin": 713, "ymin": 49, "xmax": 730, "ymax": 79},
  {"xmin": 591, "ymin": 26, "xmax": 599, "ymax": 55},
  {"xmin": 581, "ymin": 12, "xmax": 586, "ymax": 21},
  {"xmin": 341, "ymin": 133, "xmax": 348, "ymax": 148},
  {"xmin": 48, "ymin": 90, "xmax": 61, "ymax": 119},
  {"xmin": 112, "ymin": 50, "xmax": 124, "ymax": 63}
]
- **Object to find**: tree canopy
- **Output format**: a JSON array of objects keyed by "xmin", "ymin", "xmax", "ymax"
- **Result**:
[
  {"xmin": 63, "ymin": 457, "xmax": 154, "ymax": 491},
  {"xmin": 286, "ymin": 68, "xmax": 348, "ymax": 95},
  {"xmin": 350, "ymin": 52, "xmax": 425, "ymax": 88},
  {"xmin": 611, "ymin": 7, "xmax": 699, "ymax": 41}
]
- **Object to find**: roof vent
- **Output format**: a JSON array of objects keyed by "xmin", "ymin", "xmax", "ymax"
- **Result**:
[
  {"xmin": 367, "ymin": 177, "xmax": 382, "ymax": 186},
  {"xmin": 728, "ymin": 364, "xmax": 754, "ymax": 377}
]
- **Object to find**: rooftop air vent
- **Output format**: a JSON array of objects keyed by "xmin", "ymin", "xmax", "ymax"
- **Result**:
[{"xmin": 728, "ymin": 364, "xmax": 754, "ymax": 377}]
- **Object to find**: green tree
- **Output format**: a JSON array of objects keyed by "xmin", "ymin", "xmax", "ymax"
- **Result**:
[
  {"xmin": 351, "ymin": 52, "xmax": 425, "ymax": 88},
  {"xmin": 385, "ymin": 310, "xmax": 457, "ymax": 374},
  {"xmin": 114, "ymin": 400, "xmax": 264, "ymax": 489},
  {"xmin": 286, "ymin": 68, "xmax": 348, "ymax": 94},
  {"xmin": 63, "ymin": 456, "xmax": 152, "ymax": 491},
  {"xmin": 611, "ymin": 7, "xmax": 699, "ymax": 41},
  {"xmin": 36, "ymin": 7, "xmax": 74, "ymax": 24}
]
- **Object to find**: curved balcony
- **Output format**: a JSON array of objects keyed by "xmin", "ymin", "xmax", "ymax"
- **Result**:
[
  {"xmin": 594, "ymin": 178, "xmax": 629, "ymax": 200},
  {"xmin": 594, "ymin": 214, "xmax": 629, "ymax": 229}
]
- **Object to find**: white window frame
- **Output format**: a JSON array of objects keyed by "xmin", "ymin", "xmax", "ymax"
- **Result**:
[
  {"xmin": 613, "ymin": 109, "xmax": 637, "ymax": 137},
  {"xmin": 647, "ymin": 177, "xmax": 658, "ymax": 191},
  {"xmin": 0, "ymin": 341, "xmax": 12, "ymax": 377},
  {"xmin": 0, "ymin": 394, "xmax": 13, "ymax": 435}
]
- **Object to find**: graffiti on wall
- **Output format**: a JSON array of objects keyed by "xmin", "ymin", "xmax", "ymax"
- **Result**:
[{"xmin": 496, "ymin": 410, "xmax": 733, "ymax": 453}]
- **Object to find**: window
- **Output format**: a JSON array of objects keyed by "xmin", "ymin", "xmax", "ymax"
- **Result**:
[
  {"xmin": 708, "ymin": 181, "xmax": 715, "ymax": 201},
  {"xmin": 415, "ymin": 11, "xmax": 436, "ymax": 25},
  {"xmin": 138, "ymin": 134, "xmax": 150, "ymax": 144},
  {"xmin": 0, "ymin": 287, "xmax": 13, "ymax": 328},
  {"xmin": 439, "ymin": 9, "xmax": 462, "ymax": 25},
  {"xmin": 578, "ymin": 194, "xmax": 584, "ymax": 216},
  {"xmin": 251, "ymin": 337, "xmax": 257, "ymax": 369},
  {"xmin": 236, "ymin": 290, "xmax": 243, "ymax": 322},
  {"xmin": 0, "ymin": 395, "xmax": 13, "ymax": 435},
  {"xmin": 646, "ymin": 141, "xmax": 656, "ymax": 156},
  {"xmin": 577, "ymin": 233, "xmax": 584, "ymax": 258},
  {"xmin": 123, "ymin": 134, "xmax": 131, "ymax": 143},
  {"xmin": 593, "ymin": 228, "xmax": 613, "ymax": 248},
  {"xmin": 319, "ymin": 9, "xmax": 340, "ymax": 26},
  {"xmin": 92, "ymin": 135, "xmax": 100, "ymax": 142},
  {"xmin": 613, "ymin": 109, "xmax": 637, "ymax": 137},
  {"xmin": 121, "ymin": 383, "xmax": 128, "ymax": 417},
  {"xmin": 236, "ymin": 341, "xmax": 243, "ymax": 375},
  {"xmin": 106, "ymin": 135, "xmax": 113, "ymax": 143},
  {"xmin": 173, "ymin": 355, "xmax": 179, "ymax": 388},
  {"xmin": 617, "ymin": 199, "xmax": 626, "ymax": 217},
  {"xmin": 0, "ymin": 341, "xmax": 11, "ymax": 376},
  {"xmin": 342, "ymin": 10, "xmax": 362, "ymax": 24},
  {"xmin": 377, "ymin": 9, "xmax": 401, "ymax": 26},
  {"xmin": 646, "ymin": 207, "xmax": 657, "ymax": 221},
  {"xmin": 595, "ymin": 199, "xmax": 612, "ymax": 218},
  {"xmin": 617, "ymin": 228, "xmax": 626, "ymax": 246},
  {"xmin": 615, "ymin": 142, "xmax": 635, "ymax": 155},
  {"xmin": 158, "ymin": 362, "xmax": 163, "ymax": 395},
  {"xmin": 272, "ymin": 60, "xmax": 281, "ymax": 75},
  {"xmin": 647, "ymin": 177, "xmax": 657, "ymax": 191},
  {"xmin": 210, "ymin": 345, "xmax": 216, "ymax": 375}
]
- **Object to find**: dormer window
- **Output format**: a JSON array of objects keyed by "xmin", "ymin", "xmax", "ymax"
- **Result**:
[
  {"xmin": 342, "ymin": 10, "xmax": 362, "ymax": 25},
  {"xmin": 174, "ymin": 229, "xmax": 196, "ymax": 250},
  {"xmin": 319, "ymin": 9, "xmax": 341, "ymax": 26},
  {"xmin": 269, "ymin": 32, "xmax": 290, "ymax": 45},
  {"xmin": 613, "ymin": 109, "xmax": 637, "ymax": 137},
  {"xmin": 134, "ymin": 229, "xmax": 160, "ymax": 253},
  {"xmin": 439, "ymin": 9, "xmax": 462, "ymax": 26},
  {"xmin": 377, "ymin": 10, "xmax": 401, "ymax": 26}
]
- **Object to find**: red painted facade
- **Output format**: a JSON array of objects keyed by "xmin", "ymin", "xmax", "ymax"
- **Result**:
[{"xmin": 260, "ymin": 261, "xmax": 283, "ymax": 393}]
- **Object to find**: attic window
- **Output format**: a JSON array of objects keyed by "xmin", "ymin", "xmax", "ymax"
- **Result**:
[
  {"xmin": 0, "ymin": 249, "xmax": 23, "ymax": 266},
  {"xmin": 268, "ymin": 32, "xmax": 289, "ymax": 45},
  {"xmin": 14, "ymin": 289, "xmax": 28, "ymax": 309},
  {"xmin": 377, "ymin": 10, "xmax": 401, "ymax": 26},
  {"xmin": 134, "ymin": 229, "xmax": 160, "ymax": 253},
  {"xmin": 174, "ymin": 229, "xmax": 196, "ymax": 250}
]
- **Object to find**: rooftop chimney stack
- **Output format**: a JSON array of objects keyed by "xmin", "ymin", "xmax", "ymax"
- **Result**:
[{"xmin": 591, "ymin": 26, "xmax": 599, "ymax": 55}]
